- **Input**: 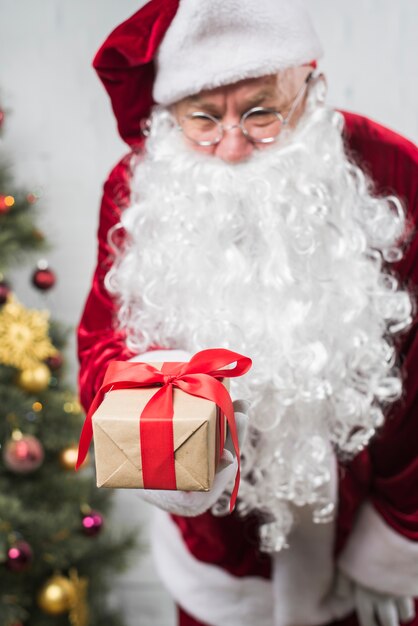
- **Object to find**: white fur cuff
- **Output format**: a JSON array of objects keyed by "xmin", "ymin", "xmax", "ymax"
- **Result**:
[
  {"xmin": 151, "ymin": 508, "xmax": 274, "ymax": 626},
  {"xmin": 338, "ymin": 502, "xmax": 418, "ymax": 597}
]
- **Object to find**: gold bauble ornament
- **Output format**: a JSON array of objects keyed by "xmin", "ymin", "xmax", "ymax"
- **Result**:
[
  {"xmin": 59, "ymin": 445, "xmax": 90, "ymax": 471},
  {"xmin": 37, "ymin": 574, "xmax": 76, "ymax": 615},
  {"xmin": 0, "ymin": 295, "xmax": 57, "ymax": 370},
  {"xmin": 16, "ymin": 363, "xmax": 51, "ymax": 393}
]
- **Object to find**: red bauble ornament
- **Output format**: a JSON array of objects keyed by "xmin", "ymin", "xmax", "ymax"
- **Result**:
[
  {"xmin": 31, "ymin": 261, "xmax": 56, "ymax": 291},
  {"xmin": 6, "ymin": 540, "xmax": 33, "ymax": 572},
  {"xmin": 3, "ymin": 434, "xmax": 45, "ymax": 474},
  {"xmin": 82, "ymin": 511, "xmax": 104, "ymax": 536},
  {"xmin": 0, "ymin": 109, "xmax": 4, "ymax": 127},
  {"xmin": 0, "ymin": 280, "xmax": 11, "ymax": 305},
  {"xmin": 27, "ymin": 192, "xmax": 38, "ymax": 204},
  {"xmin": 45, "ymin": 352, "xmax": 63, "ymax": 371}
]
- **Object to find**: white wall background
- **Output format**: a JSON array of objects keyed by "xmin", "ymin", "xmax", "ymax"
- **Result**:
[{"xmin": 0, "ymin": 2, "xmax": 417, "ymax": 625}]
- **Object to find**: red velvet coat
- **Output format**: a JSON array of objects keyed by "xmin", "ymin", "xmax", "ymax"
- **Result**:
[{"xmin": 78, "ymin": 112, "xmax": 418, "ymax": 626}]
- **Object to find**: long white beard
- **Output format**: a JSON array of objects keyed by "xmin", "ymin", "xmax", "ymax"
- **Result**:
[{"xmin": 105, "ymin": 85, "xmax": 412, "ymax": 551}]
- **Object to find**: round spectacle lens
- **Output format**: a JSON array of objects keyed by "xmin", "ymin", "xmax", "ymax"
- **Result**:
[
  {"xmin": 242, "ymin": 108, "xmax": 283, "ymax": 143},
  {"xmin": 181, "ymin": 113, "xmax": 221, "ymax": 146}
]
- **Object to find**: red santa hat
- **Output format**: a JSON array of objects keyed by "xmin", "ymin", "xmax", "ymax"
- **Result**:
[{"xmin": 93, "ymin": 0, "xmax": 322, "ymax": 148}]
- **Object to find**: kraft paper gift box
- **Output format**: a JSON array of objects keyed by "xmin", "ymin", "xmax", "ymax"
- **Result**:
[{"xmin": 91, "ymin": 365, "xmax": 229, "ymax": 491}]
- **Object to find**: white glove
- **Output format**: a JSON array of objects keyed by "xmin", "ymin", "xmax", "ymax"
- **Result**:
[
  {"xmin": 139, "ymin": 399, "xmax": 248, "ymax": 516},
  {"xmin": 130, "ymin": 348, "xmax": 248, "ymax": 516},
  {"xmin": 335, "ymin": 570, "xmax": 416, "ymax": 626}
]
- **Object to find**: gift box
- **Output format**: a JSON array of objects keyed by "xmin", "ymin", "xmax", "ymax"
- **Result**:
[
  {"xmin": 92, "ymin": 366, "xmax": 229, "ymax": 491},
  {"xmin": 77, "ymin": 349, "xmax": 252, "ymax": 510}
]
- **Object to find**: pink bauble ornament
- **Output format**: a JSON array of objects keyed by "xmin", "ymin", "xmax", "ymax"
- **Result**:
[
  {"xmin": 82, "ymin": 511, "xmax": 104, "ymax": 536},
  {"xmin": 0, "ymin": 280, "xmax": 11, "ymax": 305},
  {"xmin": 6, "ymin": 540, "xmax": 33, "ymax": 572},
  {"xmin": 3, "ymin": 434, "xmax": 45, "ymax": 474}
]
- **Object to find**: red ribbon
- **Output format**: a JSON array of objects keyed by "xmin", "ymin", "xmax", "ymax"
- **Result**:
[{"xmin": 76, "ymin": 348, "xmax": 252, "ymax": 512}]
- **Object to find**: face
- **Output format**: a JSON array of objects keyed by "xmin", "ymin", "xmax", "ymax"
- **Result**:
[{"xmin": 172, "ymin": 66, "xmax": 312, "ymax": 164}]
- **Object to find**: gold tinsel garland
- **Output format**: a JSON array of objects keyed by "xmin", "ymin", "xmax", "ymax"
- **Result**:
[
  {"xmin": 0, "ymin": 295, "xmax": 57, "ymax": 370},
  {"xmin": 68, "ymin": 569, "xmax": 89, "ymax": 626}
]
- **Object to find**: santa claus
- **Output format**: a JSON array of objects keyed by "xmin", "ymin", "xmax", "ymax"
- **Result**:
[{"xmin": 77, "ymin": 1, "xmax": 418, "ymax": 626}]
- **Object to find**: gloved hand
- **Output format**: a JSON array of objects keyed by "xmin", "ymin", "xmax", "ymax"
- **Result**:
[
  {"xmin": 335, "ymin": 570, "xmax": 416, "ymax": 626},
  {"xmin": 130, "ymin": 348, "xmax": 249, "ymax": 516},
  {"xmin": 139, "ymin": 399, "xmax": 248, "ymax": 516}
]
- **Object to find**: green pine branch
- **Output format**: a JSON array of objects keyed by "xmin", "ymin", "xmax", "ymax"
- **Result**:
[
  {"xmin": 0, "ymin": 163, "xmax": 48, "ymax": 273},
  {"xmin": 0, "ymin": 101, "xmax": 139, "ymax": 626}
]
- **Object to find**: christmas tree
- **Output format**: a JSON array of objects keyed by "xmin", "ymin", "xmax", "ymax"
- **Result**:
[{"xmin": 0, "ymin": 103, "xmax": 136, "ymax": 626}]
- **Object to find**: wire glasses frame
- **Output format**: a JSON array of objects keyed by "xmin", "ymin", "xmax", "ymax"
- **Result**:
[{"xmin": 177, "ymin": 71, "xmax": 314, "ymax": 147}]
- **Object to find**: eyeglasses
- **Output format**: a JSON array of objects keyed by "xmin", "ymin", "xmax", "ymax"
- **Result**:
[{"xmin": 177, "ymin": 72, "xmax": 313, "ymax": 147}]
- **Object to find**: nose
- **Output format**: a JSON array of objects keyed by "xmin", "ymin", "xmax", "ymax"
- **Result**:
[{"xmin": 214, "ymin": 126, "xmax": 254, "ymax": 164}]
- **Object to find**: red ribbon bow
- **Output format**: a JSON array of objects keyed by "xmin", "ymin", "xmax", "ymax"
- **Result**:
[{"xmin": 76, "ymin": 348, "xmax": 252, "ymax": 512}]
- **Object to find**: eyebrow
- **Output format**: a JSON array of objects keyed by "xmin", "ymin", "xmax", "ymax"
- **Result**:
[
  {"xmin": 242, "ymin": 89, "xmax": 281, "ymax": 108},
  {"xmin": 186, "ymin": 88, "xmax": 281, "ymax": 115},
  {"xmin": 186, "ymin": 99, "xmax": 223, "ymax": 115}
]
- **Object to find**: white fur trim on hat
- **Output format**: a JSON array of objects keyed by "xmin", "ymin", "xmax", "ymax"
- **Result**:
[{"xmin": 153, "ymin": 0, "xmax": 323, "ymax": 105}]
